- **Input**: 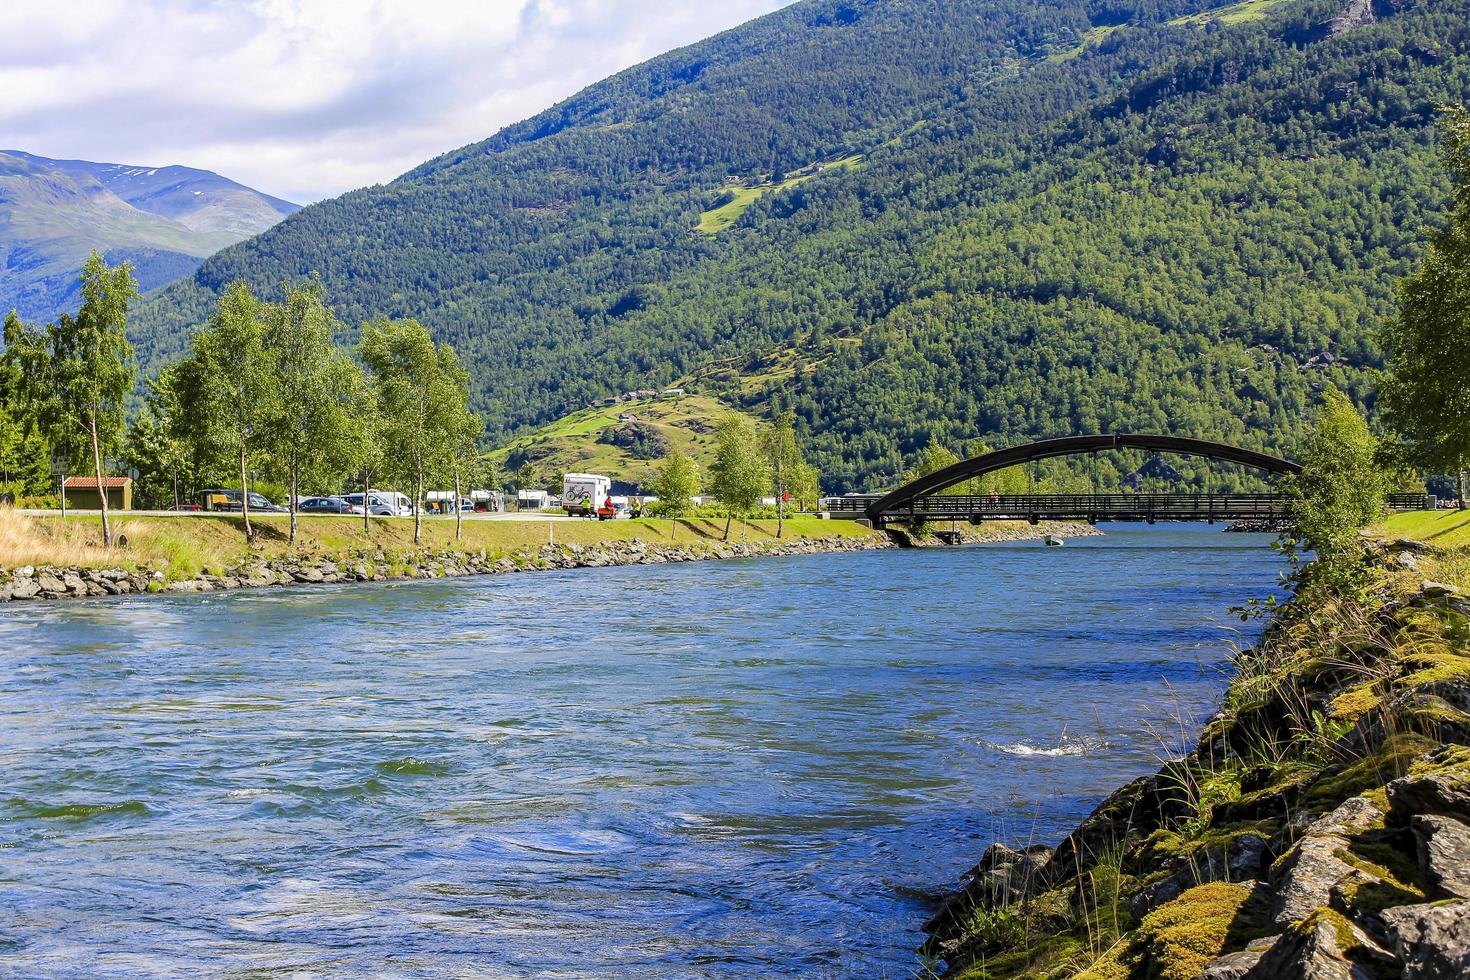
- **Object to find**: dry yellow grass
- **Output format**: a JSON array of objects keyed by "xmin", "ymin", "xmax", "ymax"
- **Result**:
[{"xmin": 0, "ymin": 508, "xmax": 879, "ymax": 579}]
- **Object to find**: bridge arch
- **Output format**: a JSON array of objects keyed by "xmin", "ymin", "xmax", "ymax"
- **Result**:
[{"xmin": 865, "ymin": 434, "xmax": 1301, "ymax": 525}]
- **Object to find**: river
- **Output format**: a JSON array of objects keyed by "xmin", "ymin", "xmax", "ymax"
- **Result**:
[{"xmin": 0, "ymin": 525, "xmax": 1283, "ymax": 977}]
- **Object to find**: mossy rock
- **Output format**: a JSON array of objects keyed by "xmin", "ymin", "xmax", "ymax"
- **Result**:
[
  {"xmin": 1303, "ymin": 732, "xmax": 1438, "ymax": 808},
  {"xmin": 1074, "ymin": 882, "xmax": 1270, "ymax": 980}
]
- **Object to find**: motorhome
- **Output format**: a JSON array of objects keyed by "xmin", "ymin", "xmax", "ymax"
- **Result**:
[
  {"xmin": 562, "ymin": 473, "xmax": 612, "ymax": 517},
  {"xmin": 425, "ymin": 491, "xmax": 474, "ymax": 515},
  {"xmin": 469, "ymin": 490, "xmax": 505, "ymax": 513},
  {"xmin": 517, "ymin": 489, "xmax": 550, "ymax": 511}
]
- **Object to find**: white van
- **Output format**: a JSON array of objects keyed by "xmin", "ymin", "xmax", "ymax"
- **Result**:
[{"xmin": 562, "ymin": 473, "xmax": 611, "ymax": 517}]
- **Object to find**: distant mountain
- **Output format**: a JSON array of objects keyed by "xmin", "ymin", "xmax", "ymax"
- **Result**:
[{"xmin": 0, "ymin": 151, "xmax": 297, "ymax": 323}]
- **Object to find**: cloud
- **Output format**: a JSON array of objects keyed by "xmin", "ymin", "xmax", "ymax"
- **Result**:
[{"xmin": 0, "ymin": 0, "xmax": 794, "ymax": 204}]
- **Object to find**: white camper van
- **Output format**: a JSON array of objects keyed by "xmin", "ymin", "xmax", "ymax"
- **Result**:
[{"xmin": 562, "ymin": 473, "xmax": 612, "ymax": 517}]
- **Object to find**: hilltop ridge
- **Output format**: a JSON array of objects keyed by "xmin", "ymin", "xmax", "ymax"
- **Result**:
[{"xmin": 0, "ymin": 150, "xmax": 297, "ymax": 323}]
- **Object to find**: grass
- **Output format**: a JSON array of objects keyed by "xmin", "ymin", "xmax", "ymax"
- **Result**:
[
  {"xmin": 0, "ymin": 508, "xmax": 879, "ymax": 581},
  {"xmin": 1379, "ymin": 509, "xmax": 1470, "ymax": 549},
  {"xmin": 696, "ymin": 155, "xmax": 862, "ymax": 233},
  {"xmin": 487, "ymin": 392, "xmax": 743, "ymax": 487},
  {"xmin": 1048, "ymin": 24, "xmax": 1124, "ymax": 63},
  {"xmin": 1168, "ymin": 0, "xmax": 1293, "ymax": 28}
]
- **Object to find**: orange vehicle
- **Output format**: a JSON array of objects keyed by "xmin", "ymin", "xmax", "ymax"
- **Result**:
[{"xmin": 596, "ymin": 495, "xmax": 617, "ymax": 521}]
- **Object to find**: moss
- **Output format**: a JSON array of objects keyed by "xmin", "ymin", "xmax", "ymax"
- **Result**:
[
  {"xmin": 1140, "ymin": 883, "xmax": 1261, "ymax": 980},
  {"xmin": 954, "ymin": 932, "xmax": 1093, "ymax": 979},
  {"xmin": 1075, "ymin": 883, "xmax": 1267, "ymax": 980},
  {"xmin": 1330, "ymin": 684, "xmax": 1383, "ymax": 723},
  {"xmin": 1333, "ymin": 837, "xmax": 1427, "ymax": 911},
  {"xmin": 1303, "ymin": 733, "xmax": 1438, "ymax": 806},
  {"xmin": 1396, "ymin": 650, "xmax": 1470, "ymax": 689},
  {"xmin": 1409, "ymin": 744, "xmax": 1470, "ymax": 777}
]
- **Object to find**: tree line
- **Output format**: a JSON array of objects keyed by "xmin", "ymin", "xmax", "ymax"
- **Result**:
[{"xmin": 2, "ymin": 256, "xmax": 485, "ymax": 547}]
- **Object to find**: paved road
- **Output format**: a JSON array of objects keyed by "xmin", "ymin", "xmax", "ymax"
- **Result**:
[{"xmin": 17, "ymin": 509, "xmax": 588, "ymax": 521}]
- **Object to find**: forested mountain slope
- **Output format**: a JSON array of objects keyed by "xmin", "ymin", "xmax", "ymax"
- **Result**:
[
  {"xmin": 1, "ymin": 152, "xmax": 297, "ymax": 323},
  {"xmin": 129, "ymin": 0, "xmax": 1470, "ymax": 491}
]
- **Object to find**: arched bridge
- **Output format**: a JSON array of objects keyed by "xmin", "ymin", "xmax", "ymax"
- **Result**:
[{"xmin": 839, "ymin": 434, "xmax": 1424, "ymax": 527}]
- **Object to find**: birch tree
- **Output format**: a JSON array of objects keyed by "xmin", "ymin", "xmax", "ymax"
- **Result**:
[
  {"xmin": 262, "ymin": 282, "xmax": 366, "ymax": 543},
  {"xmin": 709, "ymin": 413, "xmax": 770, "ymax": 541},
  {"xmin": 2, "ymin": 252, "xmax": 136, "ymax": 545},
  {"xmin": 179, "ymin": 281, "xmax": 276, "ymax": 540},
  {"xmin": 360, "ymin": 317, "xmax": 441, "ymax": 545}
]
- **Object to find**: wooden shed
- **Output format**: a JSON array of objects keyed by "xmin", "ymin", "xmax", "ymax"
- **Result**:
[{"xmin": 63, "ymin": 476, "xmax": 132, "ymax": 511}]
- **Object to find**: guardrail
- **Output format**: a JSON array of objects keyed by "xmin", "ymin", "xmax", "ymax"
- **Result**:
[{"xmin": 825, "ymin": 491, "xmax": 1435, "ymax": 525}]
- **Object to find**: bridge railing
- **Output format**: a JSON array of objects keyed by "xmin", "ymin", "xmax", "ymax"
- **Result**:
[{"xmin": 839, "ymin": 491, "xmax": 1433, "ymax": 524}]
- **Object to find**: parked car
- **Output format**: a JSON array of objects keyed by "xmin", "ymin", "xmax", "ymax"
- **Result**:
[
  {"xmin": 299, "ymin": 496, "xmax": 362, "ymax": 515},
  {"xmin": 341, "ymin": 492, "xmax": 400, "ymax": 516},
  {"xmin": 199, "ymin": 490, "xmax": 289, "ymax": 513},
  {"xmin": 168, "ymin": 503, "xmax": 203, "ymax": 512}
]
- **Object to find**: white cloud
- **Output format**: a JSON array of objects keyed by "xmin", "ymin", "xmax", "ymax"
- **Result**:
[{"xmin": 0, "ymin": 0, "xmax": 795, "ymax": 203}]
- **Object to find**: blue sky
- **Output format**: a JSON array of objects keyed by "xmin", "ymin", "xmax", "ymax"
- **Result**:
[{"xmin": 1, "ymin": 0, "xmax": 796, "ymax": 204}]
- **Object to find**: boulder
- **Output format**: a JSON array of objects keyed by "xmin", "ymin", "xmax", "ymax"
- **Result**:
[
  {"xmin": 36, "ymin": 571, "xmax": 66, "ymax": 594},
  {"xmin": 1202, "ymin": 948, "xmax": 1265, "ymax": 979},
  {"xmin": 1244, "ymin": 914, "xmax": 1378, "ymax": 979},
  {"xmin": 1388, "ymin": 755, "xmax": 1470, "ymax": 825},
  {"xmin": 1412, "ymin": 814, "xmax": 1470, "ymax": 899},
  {"xmin": 10, "ymin": 577, "xmax": 39, "ymax": 600},
  {"xmin": 1272, "ymin": 796, "xmax": 1384, "ymax": 927},
  {"xmin": 1381, "ymin": 900, "xmax": 1470, "ymax": 979}
]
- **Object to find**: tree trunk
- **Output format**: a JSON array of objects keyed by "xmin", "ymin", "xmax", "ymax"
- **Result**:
[
  {"xmin": 454, "ymin": 468, "xmax": 463, "ymax": 541},
  {"xmin": 239, "ymin": 442, "xmax": 253, "ymax": 540},
  {"xmin": 1458, "ymin": 463, "xmax": 1467, "ymax": 510},
  {"xmin": 775, "ymin": 465, "xmax": 784, "ymax": 539},
  {"xmin": 414, "ymin": 463, "xmax": 423, "ymax": 545},
  {"xmin": 88, "ymin": 409, "xmax": 112, "ymax": 548},
  {"xmin": 171, "ymin": 466, "xmax": 179, "ymax": 510},
  {"xmin": 289, "ymin": 465, "xmax": 298, "ymax": 544},
  {"xmin": 363, "ymin": 466, "xmax": 371, "ymax": 534},
  {"xmin": 723, "ymin": 514, "xmax": 731, "ymax": 541}
]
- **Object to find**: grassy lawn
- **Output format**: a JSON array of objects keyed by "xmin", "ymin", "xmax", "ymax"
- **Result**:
[
  {"xmin": 487, "ymin": 392, "xmax": 743, "ymax": 487},
  {"xmin": 1379, "ymin": 510, "xmax": 1470, "ymax": 590},
  {"xmin": 1169, "ymin": 0, "xmax": 1292, "ymax": 28},
  {"xmin": 1380, "ymin": 509, "xmax": 1470, "ymax": 549},
  {"xmin": 1, "ymin": 509, "xmax": 879, "ymax": 580},
  {"xmin": 696, "ymin": 155, "xmax": 862, "ymax": 234}
]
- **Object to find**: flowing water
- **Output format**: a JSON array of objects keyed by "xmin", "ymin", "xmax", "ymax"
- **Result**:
[{"xmin": 0, "ymin": 525, "xmax": 1283, "ymax": 977}]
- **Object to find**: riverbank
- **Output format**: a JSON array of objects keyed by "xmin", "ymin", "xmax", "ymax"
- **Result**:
[
  {"xmin": 0, "ymin": 510, "xmax": 1090, "ymax": 603},
  {"xmin": 924, "ymin": 511, "xmax": 1470, "ymax": 978}
]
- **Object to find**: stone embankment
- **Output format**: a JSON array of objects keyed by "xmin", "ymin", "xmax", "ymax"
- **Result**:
[
  {"xmin": 0, "ymin": 533, "xmax": 892, "ymax": 603},
  {"xmin": 924, "ymin": 538, "xmax": 1470, "ymax": 979},
  {"xmin": 0, "ymin": 520, "xmax": 1097, "ymax": 605}
]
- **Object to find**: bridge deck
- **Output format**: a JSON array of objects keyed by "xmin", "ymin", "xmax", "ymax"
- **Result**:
[{"xmin": 836, "ymin": 492, "xmax": 1430, "ymax": 526}]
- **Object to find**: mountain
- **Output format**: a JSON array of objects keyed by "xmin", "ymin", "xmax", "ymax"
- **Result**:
[
  {"xmin": 0, "ymin": 151, "xmax": 298, "ymax": 323},
  {"xmin": 128, "ymin": 0, "xmax": 1470, "ymax": 491}
]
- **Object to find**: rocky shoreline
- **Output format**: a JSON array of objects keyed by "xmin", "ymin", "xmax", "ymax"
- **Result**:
[
  {"xmin": 923, "ymin": 539, "xmax": 1470, "ymax": 978},
  {"xmin": 0, "ymin": 520, "xmax": 1090, "ymax": 604}
]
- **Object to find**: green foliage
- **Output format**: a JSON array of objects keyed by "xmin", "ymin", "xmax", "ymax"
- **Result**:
[
  {"xmin": 120, "ymin": 0, "xmax": 1470, "ymax": 492},
  {"xmin": 649, "ymin": 450, "xmax": 702, "ymax": 518},
  {"xmin": 359, "ymin": 317, "xmax": 477, "ymax": 543},
  {"xmin": 3, "ymin": 251, "xmax": 138, "ymax": 543},
  {"xmin": 123, "ymin": 369, "xmax": 196, "ymax": 510},
  {"xmin": 708, "ymin": 413, "xmax": 771, "ymax": 537},
  {"xmin": 1381, "ymin": 106, "xmax": 1470, "ymax": 504},
  {"xmin": 175, "ymin": 281, "xmax": 275, "ymax": 536},
  {"xmin": 1283, "ymin": 384, "xmax": 1385, "ymax": 591},
  {"xmin": 261, "ymin": 281, "xmax": 373, "ymax": 540}
]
